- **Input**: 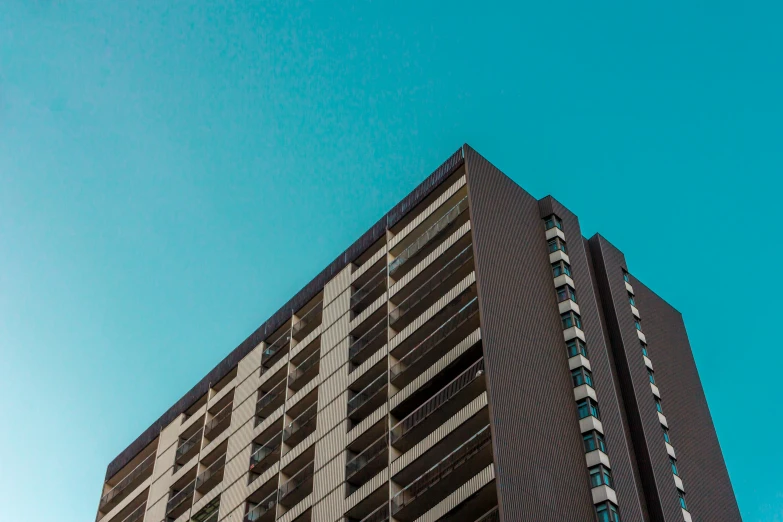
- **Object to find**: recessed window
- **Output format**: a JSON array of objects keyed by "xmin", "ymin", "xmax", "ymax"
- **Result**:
[
  {"xmin": 634, "ymin": 319, "xmax": 642, "ymax": 331},
  {"xmin": 572, "ymin": 367, "xmax": 594, "ymax": 388},
  {"xmin": 577, "ymin": 398, "xmax": 600, "ymax": 420},
  {"xmin": 596, "ymin": 502, "xmax": 621, "ymax": 522},
  {"xmin": 544, "ymin": 214, "xmax": 563, "ymax": 231},
  {"xmin": 556, "ymin": 285, "xmax": 578, "ymax": 303},
  {"xmin": 548, "ymin": 237, "xmax": 568, "ymax": 254},
  {"xmin": 629, "ymin": 293, "xmax": 636, "ymax": 306},
  {"xmin": 663, "ymin": 427, "xmax": 671, "ymax": 444},
  {"xmin": 589, "ymin": 464, "xmax": 614, "ymax": 488},
  {"xmin": 648, "ymin": 368, "xmax": 656, "ymax": 384},
  {"xmin": 622, "ymin": 270, "xmax": 630, "ymax": 283},
  {"xmin": 655, "ymin": 397, "xmax": 663, "ymax": 413},
  {"xmin": 566, "ymin": 338, "xmax": 588, "ymax": 358},
  {"xmin": 583, "ymin": 430, "xmax": 607, "ymax": 453},
  {"xmin": 670, "ymin": 457, "xmax": 679, "ymax": 476},
  {"xmin": 552, "ymin": 260, "xmax": 572, "ymax": 278},
  {"xmin": 561, "ymin": 311, "xmax": 583, "ymax": 330},
  {"xmin": 677, "ymin": 490, "xmax": 688, "ymax": 510},
  {"xmin": 640, "ymin": 342, "xmax": 648, "ymax": 357}
]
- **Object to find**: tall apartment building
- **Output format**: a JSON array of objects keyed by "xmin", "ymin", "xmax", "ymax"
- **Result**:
[{"xmin": 95, "ymin": 146, "xmax": 740, "ymax": 522}]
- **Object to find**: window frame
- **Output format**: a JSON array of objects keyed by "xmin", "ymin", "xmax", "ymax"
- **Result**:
[
  {"xmin": 544, "ymin": 214, "xmax": 563, "ymax": 231},
  {"xmin": 561, "ymin": 310, "xmax": 583, "ymax": 330},
  {"xmin": 628, "ymin": 293, "xmax": 636, "ymax": 306},
  {"xmin": 582, "ymin": 430, "xmax": 607, "ymax": 454},
  {"xmin": 547, "ymin": 237, "xmax": 568, "ymax": 254},
  {"xmin": 640, "ymin": 341, "xmax": 648, "ymax": 357},
  {"xmin": 571, "ymin": 367, "xmax": 594, "ymax": 388},
  {"xmin": 552, "ymin": 260, "xmax": 572, "ymax": 278},
  {"xmin": 648, "ymin": 368, "xmax": 656, "ymax": 384},
  {"xmin": 655, "ymin": 397, "xmax": 663, "ymax": 413},
  {"xmin": 596, "ymin": 501, "xmax": 621, "ymax": 522},
  {"xmin": 622, "ymin": 270, "xmax": 630, "ymax": 282},
  {"xmin": 566, "ymin": 338, "xmax": 589, "ymax": 359},
  {"xmin": 556, "ymin": 284, "xmax": 578, "ymax": 304},
  {"xmin": 589, "ymin": 464, "xmax": 614, "ymax": 488},
  {"xmin": 577, "ymin": 397, "xmax": 601, "ymax": 420}
]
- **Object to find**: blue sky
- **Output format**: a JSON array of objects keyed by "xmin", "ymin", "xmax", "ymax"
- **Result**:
[{"xmin": 1, "ymin": 2, "xmax": 780, "ymax": 521}]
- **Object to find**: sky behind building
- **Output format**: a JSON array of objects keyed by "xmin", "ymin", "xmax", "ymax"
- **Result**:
[{"xmin": 1, "ymin": 2, "xmax": 781, "ymax": 521}]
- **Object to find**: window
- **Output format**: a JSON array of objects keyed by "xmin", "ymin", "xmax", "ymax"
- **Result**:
[
  {"xmin": 548, "ymin": 237, "xmax": 568, "ymax": 254},
  {"xmin": 566, "ymin": 338, "xmax": 588, "ymax": 358},
  {"xmin": 556, "ymin": 285, "xmax": 578, "ymax": 303},
  {"xmin": 561, "ymin": 311, "xmax": 582, "ymax": 330},
  {"xmin": 552, "ymin": 260, "xmax": 572, "ymax": 278},
  {"xmin": 670, "ymin": 457, "xmax": 679, "ymax": 476},
  {"xmin": 544, "ymin": 215, "xmax": 563, "ymax": 231},
  {"xmin": 655, "ymin": 397, "xmax": 663, "ymax": 413},
  {"xmin": 583, "ymin": 431, "xmax": 607, "ymax": 453},
  {"xmin": 596, "ymin": 502, "xmax": 621, "ymax": 522},
  {"xmin": 640, "ymin": 342, "xmax": 648, "ymax": 357},
  {"xmin": 677, "ymin": 490, "xmax": 688, "ymax": 510},
  {"xmin": 623, "ymin": 270, "xmax": 630, "ymax": 282},
  {"xmin": 663, "ymin": 427, "xmax": 671, "ymax": 444},
  {"xmin": 648, "ymin": 368, "xmax": 656, "ymax": 384},
  {"xmin": 572, "ymin": 367, "xmax": 594, "ymax": 387},
  {"xmin": 628, "ymin": 293, "xmax": 636, "ymax": 306},
  {"xmin": 577, "ymin": 398, "xmax": 600, "ymax": 420},
  {"xmin": 634, "ymin": 319, "xmax": 642, "ymax": 331},
  {"xmin": 589, "ymin": 464, "xmax": 614, "ymax": 488}
]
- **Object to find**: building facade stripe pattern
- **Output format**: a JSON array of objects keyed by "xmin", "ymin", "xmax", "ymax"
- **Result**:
[{"xmin": 95, "ymin": 145, "xmax": 740, "ymax": 522}]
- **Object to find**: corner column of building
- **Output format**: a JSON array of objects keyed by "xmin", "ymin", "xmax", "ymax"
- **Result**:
[
  {"xmin": 463, "ymin": 145, "xmax": 594, "ymax": 521},
  {"xmin": 588, "ymin": 235, "xmax": 685, "ymax": 522},
  {"xmin": 539, "ymin": 196, "xmax": 649, "ymax": 522}
]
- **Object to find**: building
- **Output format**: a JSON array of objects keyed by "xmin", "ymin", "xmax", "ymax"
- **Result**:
[{"xmin": 95, "ymin": 145, "xmax": 741, "ymax": 522}]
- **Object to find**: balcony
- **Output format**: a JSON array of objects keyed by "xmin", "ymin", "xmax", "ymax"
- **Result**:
[
  {"xmin": 389, "ymin": 195, "xmax": 470, "ymax": 280},
  {"xmin": 195, "ymin": 453, "xmax": 226, "ymax": 494},
  {"xmin": 390, "ymin": 296, "xmax": 480, "ymax": 389},
  {"xmin": 249, "ymin": 430, "xmax": 283, "ymax": 475},
  {"xmin": 278, "ymin": 461, "xmax": 315, "ymax": 508},
  {"xmin": 116, "ymin": 502, "xmax": 146, "ymax": 522},
  {"xmin": 204, "ymin": 403, "xmax": 232, "ymax": 441},
  {"xmin": 389, "ymin": 244, "xmax": 474, "ymax": 332},
  {"xmin": 391, "ymin": 425, "xmax": 493, "ymax": 521},
  {"xmin": 255, "ymin": 378, "xmax": 286, "ymax": 425},
  {"xmin": 244, "ymin": 490, "xmax": 277, "ymax": 522},
  {"xmin": 261, "ymin": 330, "xmax": 290, "ymax": 373},
  {"xmin": 359, "ymin": 503, "xmax": 389, "ymax": 522},
  {"xmin": 175, "ymin": 428, "xmax": 203, "ymax": 466},
  {"xmin": 288, "ymin": 349, "xmax": 320, "ymax": 392},
  {"xmin": 98, "ymin": 453, "xmax": 155, "ymax": 513},
  {"xmin": 391, "ymin": 358, "xmax": 486, "ymax": 452},
  {"xmin": 283, "ymin": 403, "xmax": 318, "ymax": 449},
  {"xmin": 165, "ymin": 479, "xmax": 195, "ymax": 520},
  {"xmin": 292, "ymin": 301, "xmax": 323, "ymax": 342},
  {"xmin": 191, "ymin": 498, "xmax": 220, "ymax": 522},
  {"xmin": 349, "ymin": 312, "xmax": 388, "ymax": 368},
  {"xmin": 346, "ymin": 434, "xmax": 388, "ymax": 487},
  {"xmin": 351, "ymin": 266, "xmax": 387, "ymax": 314},
  {"xmin": 348, "ymin": 373, "xmax": 387, "ymax": 423}
]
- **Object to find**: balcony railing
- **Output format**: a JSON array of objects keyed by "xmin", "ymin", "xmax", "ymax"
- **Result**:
[
  {"xmin": 291, "ymin": 302, "xmax": 323, "ymax": 339},
  {"xmin": 475, "ymin": 507, "xmax": 500, "ymax": 522},
  {"xmin": 389, "ymin": 196, "xmax": 469, "ymax": 276},
  {"xmin": 99, "ymin": 453, "xmax": 155, "ymax": 510},
  {"xmin": 288, "ymin": 350, "xmax": 320, "ymax": 387},
  {"xmin": 278, "ymin": 461, "xmax": 315, "ymax": 501},
  {"xmin": 347, "ymin": 373, "xmax": 387, "ymax": 416},
  {"xmin": 391, "ymin": 425, "xmax": 491, "ymax": 514},
  {"xmin": 166, "ymin": 480, "xmax": 195, "ymax": 515},
  {"xmin": 351, "ymin": 267, "xmax": 387, "ymax": 310},
  {"xmin": 390, "ymin": 358, "xmax": 485, "ymax": 445},
  {"xmin": 249, "ymin": 431, "xmax": 283, "ymax": 471},
  {"xmin": 283, "ymin": 403, "xmax": 317, "ymax": 444},
  {"xmin": 255, "ymin": 379, "xmax": 286, "ymax": 420},
  {"xmin": 175, "ymin": 428, "xmax": 203, "ymax": 464},
  {"xmin": 348, "ymin": 317, "xmax": 387, "ymax": 363},
  {"xmin": 346, "ymin": 434, "xmax": 388, "ymax": 481},
  {"xmin": 390, "ymin": 296, "xmax": 479, "ymax": 383},
  {"xmin": 244, "ymin": 491, "xmax": 277, "ymax": 522},
  {"xmin": 195, "ymin": 453, "xmax": 226, "ymax": 491},
  {"xmin": 261, "ymin": 331, "xmax": 290, "ymax": 369},
  {"xmin": 118, "ymin": 502, "xmax": 146, "ymax": 522},
  {"xmin": 359, "ymin": 503, "xmax": 390, "ymax": 522},
  {"xmin": 390, "ymin": 245, "xmax": 473, "ymax": 326},
  {"xmin": 204, "ymin": 403, "xmax": 232, "ymax": 440}
]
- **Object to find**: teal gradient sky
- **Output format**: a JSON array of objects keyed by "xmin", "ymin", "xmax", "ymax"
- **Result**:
[{"xmin": 1, "ymin": 2, "xmax": 781, "ymax": 521}]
